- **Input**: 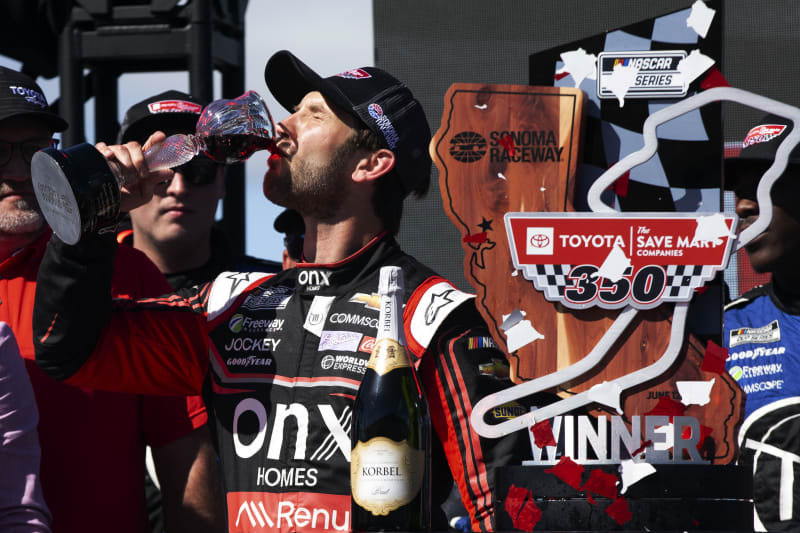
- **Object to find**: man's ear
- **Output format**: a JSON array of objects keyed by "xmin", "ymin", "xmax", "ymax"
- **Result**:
[{"xmin": 352, "ymin": 148, "xmax": 395, "ymax": 184}]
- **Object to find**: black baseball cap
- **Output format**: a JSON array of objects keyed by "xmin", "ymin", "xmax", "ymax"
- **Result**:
[
  {"xmin": 118, "ymin": 90, "xmax": 204, "ymax": 144},
  {"xmin": 0, "ymin": 66, "xmax": 67, "ymax": 132},
  {"xmin": 726, "ymin": 113, "xmax": 800, "ymax": 189},
  {"xmin": 264, "ymin": 50, "xmax": 431, "ymax": 197}
]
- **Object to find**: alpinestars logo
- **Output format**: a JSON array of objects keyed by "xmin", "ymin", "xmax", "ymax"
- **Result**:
[{"xmin": 424, "ymin": 289, "xmax": 455, "ymax": 326}]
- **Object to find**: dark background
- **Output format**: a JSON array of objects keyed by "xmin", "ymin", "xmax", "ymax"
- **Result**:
[{"xmin": 375, "ymin": 0, "xmax": 800, "ymax": 291}]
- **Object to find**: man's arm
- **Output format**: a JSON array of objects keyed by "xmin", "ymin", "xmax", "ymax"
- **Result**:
[
  {"xmin": 420, "ymin": 303, "xmax": 533, "ymax": 532},
  {"xmin": 153, "ymin": 425, "xmax": 226, "ymax": 533},
  {"xmin": 34, "ymin": 233, "xmax": 211, "ymax": 395},
  {"xmin": 0, "ymin": 323, "xmax": 52, "ymax": 533}
]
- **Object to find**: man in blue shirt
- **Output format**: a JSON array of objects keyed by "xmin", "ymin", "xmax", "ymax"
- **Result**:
[{"xmin": 724, "ymin": 113, "xmax": 800, "ymax": 532}]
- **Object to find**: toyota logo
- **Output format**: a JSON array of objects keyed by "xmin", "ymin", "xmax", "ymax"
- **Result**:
[{"xmin": 529, "ymin": 233, "xmax": 550, "ymax": 248}]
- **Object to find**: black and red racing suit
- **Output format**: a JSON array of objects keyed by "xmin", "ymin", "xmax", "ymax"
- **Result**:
[{"xmin": 34, "ymin": 231, "xmax": 531, "ymax": 532}]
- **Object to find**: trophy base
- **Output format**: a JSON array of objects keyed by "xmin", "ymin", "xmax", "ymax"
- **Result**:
[
  {"xmin": 495, "ymin": 464, "xmax": 753, "ymax": 531},
  {"xmin": 31, "ymin": 144, "xmax": 121, "ymax": 245}
]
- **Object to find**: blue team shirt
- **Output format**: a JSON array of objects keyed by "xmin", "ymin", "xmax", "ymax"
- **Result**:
[{"xmin": 724, "ymin": 285, "xmax": 798, "ymax": 418}]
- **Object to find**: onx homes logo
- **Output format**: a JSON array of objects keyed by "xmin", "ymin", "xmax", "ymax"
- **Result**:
[
  {"xmin": 597, "ymin": 50, "xmax": 687, "ymax": 100},
  {"xmin": 505, "ymin": 212, "xmax": 737, "ymax": 310}
]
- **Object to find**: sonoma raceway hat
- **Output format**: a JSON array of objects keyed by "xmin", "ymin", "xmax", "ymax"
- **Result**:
[
  {"xmin": 118, "ymin": 90, "xmax": 204, "ymax": 144},
  {"xmin": 0, "ymin": 66, "xmax": 67, "ymax": 132},
  {"xmin": 726, "ymin": 113, "xmax": 800, "ymax": 189},
  {"xmin": 264, "ymin": 50, "xmax": 432, "ymax": 197}
]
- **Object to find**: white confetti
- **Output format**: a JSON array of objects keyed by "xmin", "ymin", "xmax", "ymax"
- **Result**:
[
  {"xmin": 474, "ymin": 104, "xmax": 488, "ymax": 110},
  {"xmin": 618, "ymin": 460, "xmax": 657, "ymax": 494},
  {"xmin": 497, "ymin": 172, "xmax": 507, "ymax": 180},
  {"xmin": 677, "ymin": 378, "xmax": 715, "ymax": 406},
  {"xmin": 677, "ymin": 50, "xmax": 715, "ymax": 90},
  {"xmin": 592, "ymin": 244, "xmax": 632, "ymax": 283},
  {"xmin": 556, "ymin": 47, "xmax": 598, "ymax": 88},
  {"xmin": 606, "ymin": 64, "xmax": 639, "ymax": 107},
  {"xmin": 686, "ymin": 0, "xmax": 715, "ymax": 38}
]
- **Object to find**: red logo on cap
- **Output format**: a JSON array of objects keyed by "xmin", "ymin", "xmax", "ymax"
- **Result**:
[
  {"xmin": 335, "ymin": 69, "xmax": 371, "ymax": 80},
  {"xmin": 742, "ymin": 124, "xmax": 787, "ymax": 148},
  {"xmin": 147, "ymin": 100, "xmax": 203, "ymax": 114}
]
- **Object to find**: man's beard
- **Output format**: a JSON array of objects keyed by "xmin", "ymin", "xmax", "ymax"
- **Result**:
[
  {"xmin": 0, "ymin": 196, "xmax": 44, "ymax": 235},
  {"xmin": 270, "ymin": 140, "xmax": 356, "ymax": 220}
]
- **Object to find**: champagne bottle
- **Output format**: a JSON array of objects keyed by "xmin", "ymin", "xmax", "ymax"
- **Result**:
[{"xmin": 351, "ymin": 266, "xmax": 431, "ymax": 532}]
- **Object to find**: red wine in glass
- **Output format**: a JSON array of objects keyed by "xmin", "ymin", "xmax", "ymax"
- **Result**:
[{"xmin": 202, "ymin": 134, "xmax": 278, "ymax": 163}]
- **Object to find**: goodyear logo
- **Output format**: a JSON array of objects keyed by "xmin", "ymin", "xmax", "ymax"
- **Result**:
[{"xmin": 597, "ymin": 50, "xmax": 687, "ymax": 100}]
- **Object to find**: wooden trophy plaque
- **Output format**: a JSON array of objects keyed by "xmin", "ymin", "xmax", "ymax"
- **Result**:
[{"xmin": 430, "ymin": 83, "xmax": 743, "ymax": 464}]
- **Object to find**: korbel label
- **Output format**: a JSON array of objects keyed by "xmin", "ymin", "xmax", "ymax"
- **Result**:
[{"xmin": 351, "ymin": 437, "xmax": 425, "ymax": 516}]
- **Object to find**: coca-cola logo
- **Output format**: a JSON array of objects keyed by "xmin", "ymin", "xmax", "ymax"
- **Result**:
[{"xmin": 359, "ymin": 336, "xmax": 375, "ymax": 353}]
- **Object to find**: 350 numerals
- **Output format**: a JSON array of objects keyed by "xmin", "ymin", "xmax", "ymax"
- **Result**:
[{"xmin": 563, "ymin": 265, "xmax": 666, "ymax": 307}]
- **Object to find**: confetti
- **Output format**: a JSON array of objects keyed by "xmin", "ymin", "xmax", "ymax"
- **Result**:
[{"xmin": 544, "ymin": 456, "xmax": 584, "ymax": 490}]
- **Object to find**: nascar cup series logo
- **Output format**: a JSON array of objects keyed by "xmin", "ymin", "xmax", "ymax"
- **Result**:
[
  {"xmin": 367, "ymin": 103, "xmax": 399, "ymax": 149},
  {"xmin": 597, "ymin": 50, "xmax": 687, "ymax": 100}
]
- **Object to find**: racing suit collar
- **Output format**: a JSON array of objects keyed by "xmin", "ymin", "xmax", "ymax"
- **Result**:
[{"xmin": 293, "ymin": 231, "xmax": 401, "ymax": 296}]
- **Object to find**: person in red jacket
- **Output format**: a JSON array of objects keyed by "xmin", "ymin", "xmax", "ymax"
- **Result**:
[{"xmin": 0, "ymin": 66, "xmax": 224, "ymax": 533}]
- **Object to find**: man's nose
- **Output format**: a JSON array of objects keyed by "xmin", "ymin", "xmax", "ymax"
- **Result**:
[
  {"xmin": 735, "ymin": 197, "xmax": 759, "ymax": 219},
  {"xmin": 166, "ymin": 171, "xmax": 188, "ymax": 195}
]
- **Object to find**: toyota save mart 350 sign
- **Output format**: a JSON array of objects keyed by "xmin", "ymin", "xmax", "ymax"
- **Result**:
[{"xmin": 505, "ymin": 212, "xmax": 737, "ymax": 310}]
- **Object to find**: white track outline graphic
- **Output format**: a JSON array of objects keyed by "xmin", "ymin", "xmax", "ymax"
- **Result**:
[{"xmin": 471, "ymin": 87, "xmax": 800, "ymax": 438}]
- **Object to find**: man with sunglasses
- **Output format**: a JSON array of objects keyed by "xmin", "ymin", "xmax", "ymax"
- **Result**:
[
  {"xmin": 0, "ymin": 67, "xmax": 224, "ymax": 533},
  {"xmin": 117, "ymin": 91, "xmax": 279, "ymax": 289},
  {"xmin": 724, "ymin": 114, "xmax": 800, "ymax": 532}
]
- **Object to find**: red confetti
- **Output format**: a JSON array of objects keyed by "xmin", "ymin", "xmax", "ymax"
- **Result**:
[
  {"xmin": 499, "ymin": 134, "xmax": 516, "ymax": 156},
  {"xmin": 531, "ymin": 420, "xmax": 557, "ymax": 448},
  {"xmin": 631, "ymin": 440, "xmax": 652, "ymax": 458},
  {"xmin": 554, "ymin": 71, "xmax": 570, "ymax": 81},
  {"xmin": 613, "ymin": 171, "xmax": 630, "ymax": 198},
  {"xmin": 694, "ymin": 285, "xmax": 708, "ymax": 295},
  {"xmin": 701, "ymin": 339, "xmax": 728, "ymax": 374},
  {"xmin": 644, "ymin": 396, "xmax": 686, "ymax": 422},
  {"xmin": 504, "ymin": 484, "xmax": 529, "ymax": 521},
  {"xmin": 513, "ymin": 499, "xmax": 543, "ymax": 532},
  {"xmin": 463, "ymin": 232, "xmax": 488, "ymax": 244},
  {"xmin": 586, "ymin": 493, "xmax": 597, "ymax": 506},
  {"xmin": 681, "ymin": 424, "xmax": 714, "ymax": 451},
  {"xmin": 581, "ymin": 469, "xmax": 619, "ymax": 499},
  {"xmin": 544, "ymin": 456, "xmax": 584, "ymax": 489},
  {"xmin": 605, "ymin": 496, "xmax": 633, "ymax": 525},
  {"xmin": 700, "ymin": 66, "xmax": 730, "ymax": 90}
]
